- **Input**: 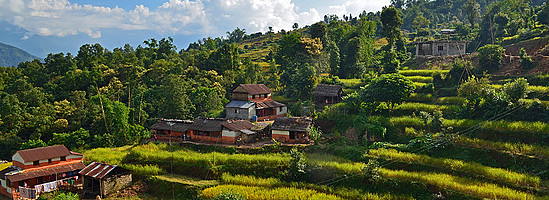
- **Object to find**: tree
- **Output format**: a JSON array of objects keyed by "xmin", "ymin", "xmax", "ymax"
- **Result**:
[
  {"xmin": 381, "ymin": 7, "xmax": 403, "ymax": 48},
  {"xmin": 227, "ymin": 27, "xmax": 246, "ymax": 44},
  {"xmin": 501, "ymin": 78, "xmax": 529, "ymax": 103},
  {"xmin": 292, "ymin": 23, "xmax": 299, "ymax": 30},
  {"xmin": 463, "ymin": 0, "xmax": 480, "ymax": 28},
  {"xmin": 478, "ymin": 44, "xmax": 504, "ymax": 73},
  {"xmin": 285, "ymin": 147, "xmax": 306, "ymax": 181},
  {"xmin": 361, "ymin": 73, "xmax": 414, "ymax": 113},
  {"xmin": 412, "ymin": 15, "xmax": 430, "ymax": 31},
  {"xmin": 309, "ymin": 22, "xmax": 328, "ymax": 43},
  {"xmin": 307, "ymin": 126, "xmax": 322, "ymax": 143}
]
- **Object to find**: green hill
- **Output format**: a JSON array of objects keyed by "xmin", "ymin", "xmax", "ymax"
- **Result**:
[{"xmin": 0, "ymin": 42, "xmax": 40, "ymax": 67}]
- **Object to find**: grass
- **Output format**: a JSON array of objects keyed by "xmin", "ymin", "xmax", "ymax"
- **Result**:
[
  {"xmin": 339, "ymin": 78, "xmax": 364, "ymax": 89},
  {"xmin": 436, "ymin": 97, "xmax": 465, "ymax": 105},
  {"xmin": 380, "ymin": 168, "xmax": 538, "ymax": 200},
  {"xmin": 405, "ymin": 76, "xmax": 433, "ymax": 83},
  {"xmin": 369, "ymin": 148, "xmax": 543, "ymax": 189},
  {"xmin": 308, "ymin": 157, "xmax": 537, "ymax": 199},
  {"xmin": 394, "ymin": 102, "xmax": 459, "ymax": 116},
  {"xmin": 202, "ymin": 184, "xmax": 343, "ymax": 200},
  {"xmin": 408, "ymin": 93, "xmax": 435, "ymax": 103},
  {"xmin": 412, "ymin": 82, "xmax": 427, "ymax": 88},
  {"xmin": 443, "ymin": 119, "xmax": 549, "ymax": 135},
  {"xmin": 399, "ymin": 70, "xmax": 449, "ymax": 76},
  {"xmin": 271, "ymin": 95, "xmax": 294, "ymax": 104},
  {"xmin": 220, "ymin": 173, "xmax": 410, "ymax": 200},
  {"xmin": 455, "ymin": 136, "xmax": 549, "ymax": 161},
  {"xmin": 86, "ymin": 143, "xmax": 291, "ymax": 178},
  {"xmin": 154, "ymin": 174, "xmax": 219, "ymax": 187},
  {"xmin": 389, "ymin": 116, "xmax": 425, "ymax": 128}
]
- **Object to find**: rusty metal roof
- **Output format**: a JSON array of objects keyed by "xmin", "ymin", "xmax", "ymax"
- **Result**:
[
  {"xmin": 16, "ymin": 145, "xmax": 71, "ymax": 162},
  {"xmin": 256, "ymin": 101, "xmax": 285, "ymax": 109},
  {"xmin": 236, "ymin": 84, "xmax": 272, "ymax": 95},
  {"xmin": 79, "ymin": 162, "xmax": 121, "ymax": 179},
  {"xmin": 221, "ymin": 120, "xmax": 255, "ymax": 134},
  {"xmin": 7, "ymin": 162, "xmax": 85, "ymax": 182}
]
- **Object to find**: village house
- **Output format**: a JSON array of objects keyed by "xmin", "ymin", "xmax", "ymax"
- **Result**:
[
  {"xmin": 271, "ymin": 117, "xmax": 313, "ymax": 144},
  {"xmin": 150, "ymin": 118, "xmax": 266, "ymax": 145},
  {"xmin": 225, "ymin": 84, "xmax": 287, "ymax": 121},
  {"xmin": 312, "ymin": 84, "xmax": 344, "ymax": 106},
  {"xmin": 0, "ymin": 145, "xmax": 85, "ymax": 199},
  {"xmin": 415, "ymin": 40, "xmax": 467, "ymax": 57},
  {"xmin": 79, "ymin": 162, "xmax": 132, "ymax": 198},
  {"xmin": 150, "ymin": 118, "xmax": 193, "ymax": 141}
]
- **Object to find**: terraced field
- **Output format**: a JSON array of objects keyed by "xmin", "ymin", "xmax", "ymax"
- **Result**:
[{"xmin": 82, "ymin": 69, "xmax": 549, "ymax": 199}]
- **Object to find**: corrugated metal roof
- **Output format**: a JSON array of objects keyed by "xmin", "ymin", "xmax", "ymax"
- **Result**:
[
  {"xmin": 237, "ymin": 84, "xmax": 272, "ymax": 95},
  {"xmin": 221, "ymin": 120, "xmax": 254, "ymax": 131},
  {"xmin": 7, "ymin": 162, "xmax": 85, "ymax": 182},
  {"xmin": 272, "ymin": 117, "xmax": 312, "ymax": 132},
  {"xmin": 16, "ymin": 145, "xmax": 71, "ymax": 163},
  {"xmin": 78, "ymin": 162, "xmax": 118, "ymax": 179},
  {"xmin": 224, "ymin": 101, "xmax": 255, "ymax": 109},
  {"xmin": 190, "ymin": 118, "xmax": 226, "ymax": 132},
  {"xmin": 256, "ymin": 101, "xmax": 285, "ymax": 109},
  {"xmin": 0, "ymin": 165, "xmax": 20, "ymax": 180},
  {"xmin": 150, "ymin": 118, "xmax": 194, "ymax": 133},
  {"xmin": 313, "ymin": 84, "xmax": 343, "ymax": 97}
]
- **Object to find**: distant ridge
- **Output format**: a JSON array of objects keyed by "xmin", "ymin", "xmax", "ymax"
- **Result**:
[{"xmin": 0, "ymin": 42, "xmax": 40, "ymax": 67}]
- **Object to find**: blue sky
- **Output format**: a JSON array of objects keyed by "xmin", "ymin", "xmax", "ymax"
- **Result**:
[{"xmin": 0, "ymin": 0, "xmax": 390, "ymax": 58}]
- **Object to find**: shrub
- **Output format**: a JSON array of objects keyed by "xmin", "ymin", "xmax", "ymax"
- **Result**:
[
  {"xmin": 519, "ymin": 47, "xmax": 535, "ymax": 70},
  {"xmin": 477, "ymin": 44, "xmax": 504, "ymax": 73}
]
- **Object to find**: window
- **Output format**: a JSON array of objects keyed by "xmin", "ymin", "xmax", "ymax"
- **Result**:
[
  {"xmin": 61, "ymin": 156, "xmax": 66, "ymax": 161},
  {"xmin": 438, "ymin": 45, "xmax": 444, "ymax": 51},
  {"xmin": 33, "ymin": 161, "xmax": 39, "ymax": 166},
  {"xmin": 289, "ymin": 131, "xmax": 296, "ymax": 139},
  {"xmin": 48, "ymin": 159, "xmax": 52, "ymax": 163},
  {"xmin": 234, "ymin": 109, "xmax": 238, "ymax": 113},
  {"xmin": 252, "ymin": 95, "xmax": 255, "ymax": 99}
]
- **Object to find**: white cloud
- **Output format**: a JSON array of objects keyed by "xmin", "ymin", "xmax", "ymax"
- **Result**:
[
  {"xmin": 0, "ymin": 0, "xmax": 388, "ymax": 40},
  {"xmin": 328, "ymin": 0, "xmax": 390, "ymax": 17}
]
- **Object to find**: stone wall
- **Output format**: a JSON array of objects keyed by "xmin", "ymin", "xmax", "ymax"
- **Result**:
[{"xmin": 102, "ymin": 174, "xmax": 132, "ymax": 196}]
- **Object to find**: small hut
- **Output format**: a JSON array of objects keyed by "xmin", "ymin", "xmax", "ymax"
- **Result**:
[
  {"xmin": 79, "ymin": 162, "xmax": 132, "ymax": 198},
  {"xmin": 271, "ymin": 117, "xmax": 312, "ymax": 143},
  {"xmin": 312, "ymin": 84, "xmax": 343, "ymax": 105}
]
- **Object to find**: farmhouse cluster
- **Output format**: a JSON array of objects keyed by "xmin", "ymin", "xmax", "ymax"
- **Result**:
[
  {"xmin": 149, "ymin": 83, "xmax": 338, "ymax": 145},
  {"xmin": 0, "ymin": 83, "xmax": 343, "ymax": 199},
  {"xmin": 0, "ymin": 145, "xmax": 131, "ymax": 199}
]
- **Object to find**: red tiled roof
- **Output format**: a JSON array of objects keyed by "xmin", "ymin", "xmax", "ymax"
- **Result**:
[
  {"xmin": 16, "ymin": 145, "xmax": 71, "ymax": 162},
  {"xmin": 7, "ymin": 161, "xmax": 85, "ymax": 182},
  {"xmin": 79, "ymin": 162, "xmax": 119, "ymax": 179},
  {"xmin": 221, "ymin": 120, "xmax": 254, "ymax": 132},
  {"xmin": 237, "ymin": 84, "xmax": 272, "ymax": 95}
]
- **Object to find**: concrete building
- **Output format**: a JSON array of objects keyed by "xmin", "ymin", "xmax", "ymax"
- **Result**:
[
  {"xmin": 225, "ymin": 84, "xmax": 287, "ymax": 121},
  {"xmin": 415, "ymin": 40, "xmax": 467, "ymax": 57}
]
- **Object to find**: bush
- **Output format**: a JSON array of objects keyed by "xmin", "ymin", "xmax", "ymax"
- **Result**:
[
  {"xmin": 477, "ymin": 44, "xmax": 504, "ymax": 73},
  {"xmin": 519, "ymin": 48, "xmax": 535, "ymax": 70}
]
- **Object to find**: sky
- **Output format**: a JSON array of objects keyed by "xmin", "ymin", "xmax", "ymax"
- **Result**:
[{"xmin": 0, "ymin": 0, "xmax": 391, "ymax": 58}]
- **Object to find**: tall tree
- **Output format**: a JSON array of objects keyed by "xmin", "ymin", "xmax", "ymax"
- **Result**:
[{"xmin": 463, "ymin": 0, "xmax": 481, "ymax": 28}]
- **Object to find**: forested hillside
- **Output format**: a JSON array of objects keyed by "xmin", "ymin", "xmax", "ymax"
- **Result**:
[
  {"xmin": 0, "ymin": 42, "xmax": 40, "ymax": 67},
  {"xmin": 2, "ymin": 0, "xmax": 549, "ymax": 199}
]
